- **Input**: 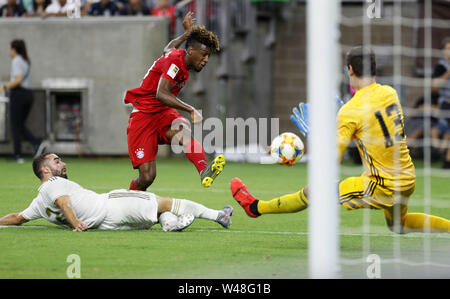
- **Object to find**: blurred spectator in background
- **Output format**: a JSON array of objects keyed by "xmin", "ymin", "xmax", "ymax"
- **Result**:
[
  {"xmin": 152, "ymin": 0, "xmax": 176, "ymax": 33},
  {"xmin": 44, "ymin": 0, "xmax": 68, "ymax": 16},
  {"xmin": 115, "ymin": 0, "xmax": 126, "ymax": 12},
  {"xmin": 21, "ymin": 0, "xmax": 32, "ymax": 13},
  {"xmin": 438, "ymin": 99, "xmax": 450, "ymax": 169},
  {"xmin": 431, "ymin": 37, "xmax": 450, "ymax": 168},
  {"xmin": 81, "ymin": 0, "xmax": 94, "ymax": 16},
  {"xmin": 0, "ymin": 0, "xmax": 26, "ymax": 17},
  {"xmin": 120, "ymin": 0, "xmax": 150, "ymax": 16},
  {"xmin": 0, "ymin": 40, "xmax": 42, "ymax": 163},
  {"xmin": 26, "ymin": 0, "xmax": 50, "ymax": 17},
  {"xmin": 405, "ymin": 93, "xmax": 440, "ymax": 158},
  {"xmin": 88, "ymin": 0, "xmax": 119, "ymax": 16},
  {"xmin": 432, "ymin": 37, "xmax": 450, "ymax": 103}
]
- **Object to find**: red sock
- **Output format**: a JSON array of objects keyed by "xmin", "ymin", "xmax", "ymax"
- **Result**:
[
  {"xmin": 184, "ymin": 139, "xmax": 207, "ymax": 174},
  {"xmin": 129, "ymin": 179, "xmax": 142, "ymax": 191}
]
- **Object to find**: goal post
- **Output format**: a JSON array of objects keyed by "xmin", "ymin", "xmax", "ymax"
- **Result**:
[{"xmin": 307, "ymin": 0, "xmax": 341, "ymax": 278}]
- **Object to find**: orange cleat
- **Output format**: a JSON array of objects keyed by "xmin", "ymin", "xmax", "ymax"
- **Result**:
[{"xmin": 230, "ymin": 177, "xmax": 260, "ymax": 218}]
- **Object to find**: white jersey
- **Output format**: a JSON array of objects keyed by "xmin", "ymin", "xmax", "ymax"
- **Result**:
[
  {"xmin": 19, "ymin": 177, "xmax": 159, "ymax": 230},
  {"xmin": 20, "ymin": 177, "xmax": 108, "ymax": 229}
]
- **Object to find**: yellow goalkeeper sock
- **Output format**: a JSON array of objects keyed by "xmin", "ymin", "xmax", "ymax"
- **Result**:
[
  {"xmin": 257, "ymin": 188, "xmax": 309, "ymax": 214},
  {"xmin": 403, "ymin": 213, "xmax": 450, "ymax": 233}
]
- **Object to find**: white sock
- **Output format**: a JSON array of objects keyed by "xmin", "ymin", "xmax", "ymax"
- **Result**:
[{"xmin": 171, "ymin": 198, "xmax": 219, "ymax": 221}]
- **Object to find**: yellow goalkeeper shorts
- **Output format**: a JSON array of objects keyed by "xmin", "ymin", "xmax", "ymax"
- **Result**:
[{"xmin": 339, "ymin": 176, "xmax": 415, "ymax": 211}]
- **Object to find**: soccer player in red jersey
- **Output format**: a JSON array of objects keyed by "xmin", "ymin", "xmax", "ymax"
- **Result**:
[{"xmin": 124, "ymin": 12, "xmax": 225, "ymax": 191}]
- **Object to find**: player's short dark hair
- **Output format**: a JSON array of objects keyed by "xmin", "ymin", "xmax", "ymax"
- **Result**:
[
  {"xmin": 185, "ymin": 26, "xmax": 220, "ymax": 53},
  {"xmin": 345, "ymin": 46, "xmax": 376, "ymax": 78},
  {"xmin": 32, "ymin": 152, "xmax": 52, "ymax": 179}
]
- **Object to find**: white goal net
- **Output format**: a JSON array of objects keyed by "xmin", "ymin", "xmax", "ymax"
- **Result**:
[{"xmin": 308, "ymin": 0, "xmax": 450, "ymax": 278}]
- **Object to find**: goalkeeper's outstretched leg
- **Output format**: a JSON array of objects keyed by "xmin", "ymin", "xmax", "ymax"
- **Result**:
[
  {"xmin": 231, "ymin": 177, "xmax": 449, "ymax": 234},
  {"xmin": 230, "ymin": 177, "xmax": 308, "ymax": 218}
]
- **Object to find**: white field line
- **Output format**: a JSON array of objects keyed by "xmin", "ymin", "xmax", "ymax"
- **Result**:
[
  {"xmin": 3, "ymin": 226, "xmax": 450, "ymax": 268},
  {"xmin": 189, "ymin": 229, "xmax": 450, "ymax": 239},
  {"xmin": 2, "ymin": 225, "xmax": 450, "ymax": 240},
  {"xmin": 0, "ymin": 225, "xmax": 48, "ymax": 228}
]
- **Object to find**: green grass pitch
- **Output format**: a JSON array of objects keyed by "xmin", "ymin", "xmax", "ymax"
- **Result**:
[{"xmin": 1, "ymin": 156, "xmax": 449, "ymax": 278}]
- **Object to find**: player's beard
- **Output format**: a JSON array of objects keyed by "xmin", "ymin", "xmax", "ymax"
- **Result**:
[{"xmin": 51, "ymin": 167, "xmax": 68, "ymax": 179}]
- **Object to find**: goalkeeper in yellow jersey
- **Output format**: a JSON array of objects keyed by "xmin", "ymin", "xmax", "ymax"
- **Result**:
[{"xmin": 231, "ymin": 46, "xmax": 450, "ymax": 234}]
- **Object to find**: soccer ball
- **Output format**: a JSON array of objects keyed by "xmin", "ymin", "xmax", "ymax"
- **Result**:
[{"xmin": 270, "ymin": 132, "xmax": 304, "ymax": 166}]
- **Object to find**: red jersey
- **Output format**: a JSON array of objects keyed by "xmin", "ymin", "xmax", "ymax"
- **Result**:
[{"xmin": 124, "ymin": 48, "xmax": 189, "ymax": 113}]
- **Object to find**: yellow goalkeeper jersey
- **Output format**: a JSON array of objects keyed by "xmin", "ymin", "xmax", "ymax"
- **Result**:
[{"xmin": 337, "ymin": 82, "xmax": 416, "ymax": 192}]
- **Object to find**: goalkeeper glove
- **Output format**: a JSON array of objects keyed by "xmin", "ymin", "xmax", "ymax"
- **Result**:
[
  {"xmin": 290, "ymin": 102, "xmax": 309, "ymax": 139},
  {"xmin": 290, "ymin": 96, "xmax": 345, "ymax": 139}
]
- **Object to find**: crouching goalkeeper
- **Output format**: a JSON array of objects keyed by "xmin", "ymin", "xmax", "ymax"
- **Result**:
[{"xmin": 231, "ymin": 46, "xmax": 449, "ymax": 234}]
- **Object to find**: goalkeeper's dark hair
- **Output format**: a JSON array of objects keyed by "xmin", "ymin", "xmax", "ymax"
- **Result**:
[
  {"xmin": 32, "ymin": 152, "xmax": 52, "ymax": 179},
  {"xmin": 185, "ymin": 26, "xmax": 220, "ymax": 53},
  {"xmin": 345, "ymin": 46, "xmax": 376, "ymax": 78}
]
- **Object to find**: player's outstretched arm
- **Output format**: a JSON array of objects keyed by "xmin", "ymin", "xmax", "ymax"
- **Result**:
[
  {"xmin": 156, "ymin": 77, "xmax": 203, "ymax": 123},
  {"xmin": 55, "ymin": 196, "xmax": 88, "ymax": 232},
  {"xmin": 163, "ymin": 11, "xmax": 196, "ymax": 53},
  {"xmin": 0, "ymin": 212, "xmax": 28, "ymax": 226}
]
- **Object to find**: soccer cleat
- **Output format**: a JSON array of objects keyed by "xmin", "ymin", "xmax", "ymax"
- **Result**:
[
  {"xmin": 200, "ymin": 154, "xmax": 226, "ymax": 188},
  {"xmin": 216, "ymin": 205, "xmax": 233, "ymax": 228},
  {"xmin": 230, "ymin": 177, "xmax": 260, "ymax": 218}
]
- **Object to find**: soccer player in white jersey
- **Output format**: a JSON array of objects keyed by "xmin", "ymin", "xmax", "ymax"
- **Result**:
[{"xmin": 0, "ymin": 153, "xmax": 233, "ymax": 232}]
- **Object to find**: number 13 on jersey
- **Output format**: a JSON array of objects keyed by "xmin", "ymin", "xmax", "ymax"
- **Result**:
[{"xmin": 374, "ymin": 102, "xmax": 406, "ymax": 148}]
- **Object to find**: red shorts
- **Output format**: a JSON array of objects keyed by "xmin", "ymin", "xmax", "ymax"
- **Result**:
[{"xmin": 127, "ymin": 108, "xmax": 187, "ymax": 168}]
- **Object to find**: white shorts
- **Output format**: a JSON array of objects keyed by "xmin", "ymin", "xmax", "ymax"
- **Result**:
[{"xmin": 98, "ymin": 189, "xmax": 159, "ymax": 230}]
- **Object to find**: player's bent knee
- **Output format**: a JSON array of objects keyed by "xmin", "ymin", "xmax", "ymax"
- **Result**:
[
  {"xmin": 166, "ymin": 123, "xmax": 192, "ymax": 146},
  {"xmin": 386, "ymin": 223, "xmax": 405, "ymax": 234},
  {"xmin": 177, "ymin": 130, "xmax": 193, "ymax": 146},
  {"xmin": 384, "ymin": 217, "xmax": 405, "ymax": 234}
]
